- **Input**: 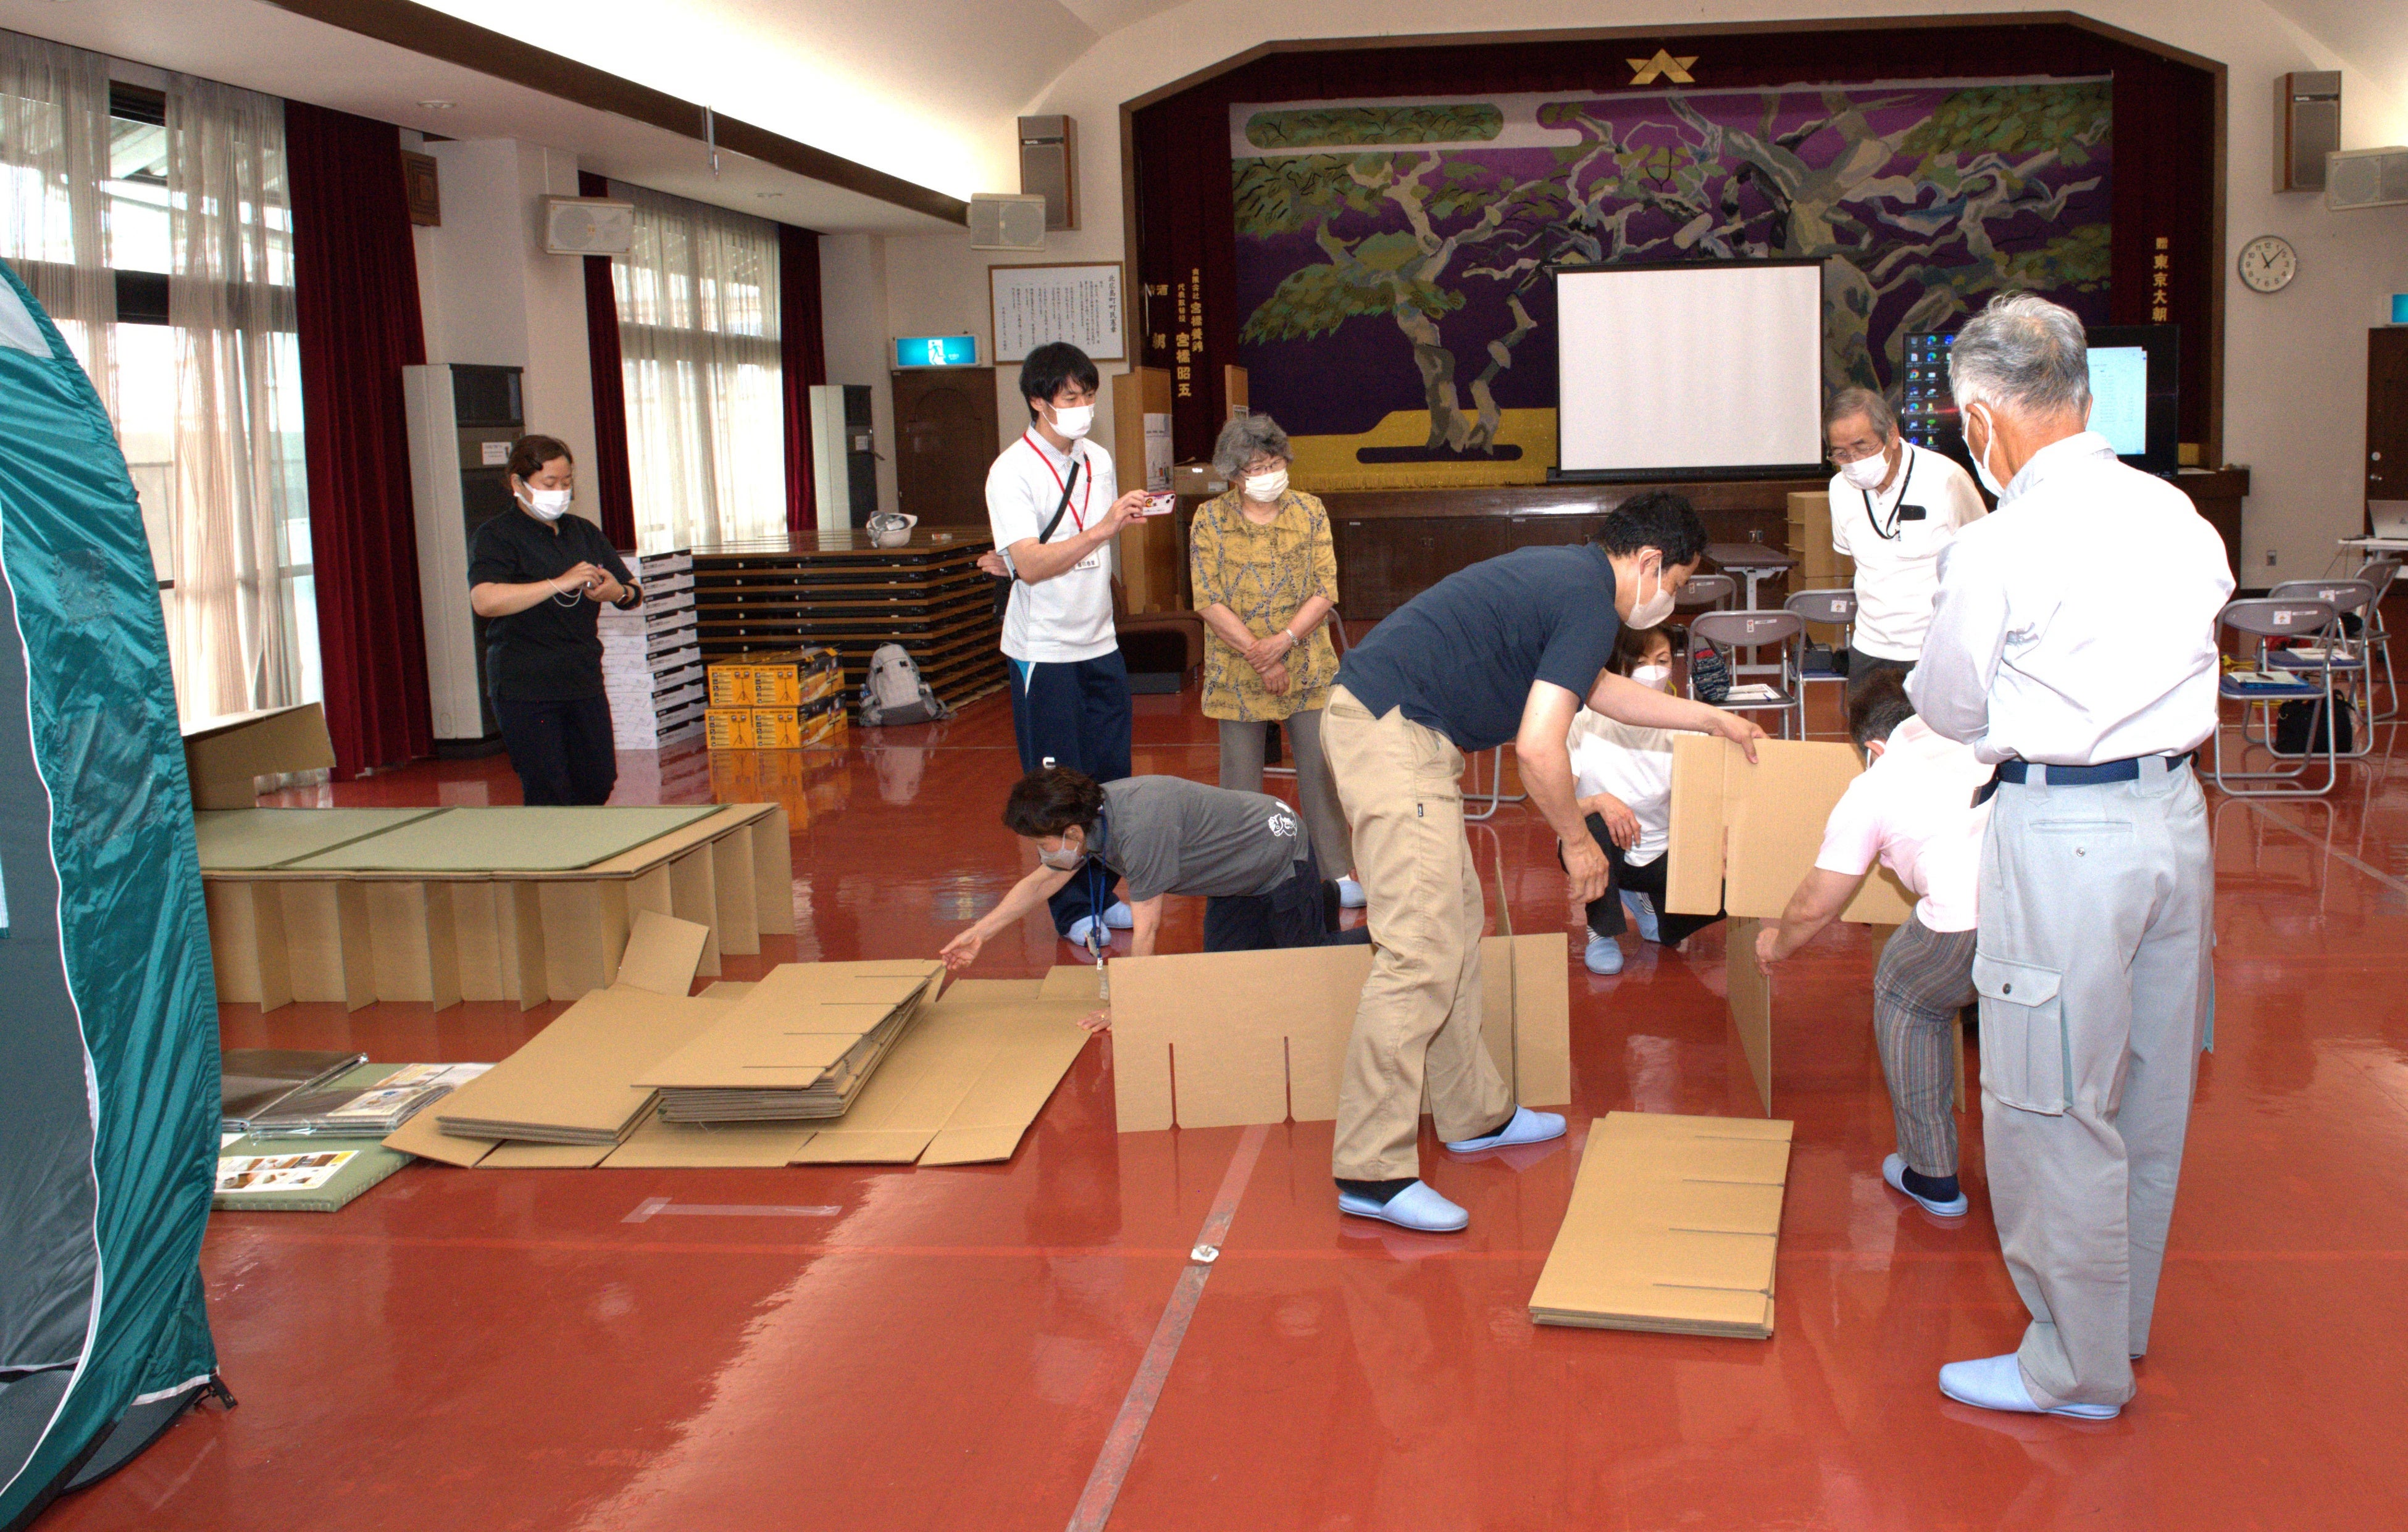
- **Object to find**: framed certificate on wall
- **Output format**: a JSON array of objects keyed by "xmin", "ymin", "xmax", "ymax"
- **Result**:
[{"xmin": 990, "ymin": 263, "xmax": 1126, "ymax": 364}]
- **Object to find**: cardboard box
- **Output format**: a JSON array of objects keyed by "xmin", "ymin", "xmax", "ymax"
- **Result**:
[
  {"xmin": 708, "ymin": 647, "xmax": 842, "ymax": 707},
  {"xmin": 1105, "ymin": 933, "xmax": 1570, "ymax": 1132},
  {"xmin": 1528, "ymin": 1112, "xmax": 1794, "ymax": 1339},
  {"xmin": 751, "ymin": 697, "xmax": 845, "ymax": 751},
  {"xmin": 182, "ymin": 703, "xmax": 337, "ymax": 810},
  {"xmin": 704, "ymin": 707, "xmax": 757, "ymax": 750}
]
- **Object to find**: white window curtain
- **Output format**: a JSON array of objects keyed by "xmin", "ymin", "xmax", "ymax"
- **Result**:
[
  {"xmin": 610, "ymin": 182, "xmax": 784, "ymax": 551},
  {"xmin": 0, "ymin": 28, "xmax": 115, "ymax": 415},
  {"xmin": 162, "ymin": 72, "xmax": 309, "ymax": 722}
]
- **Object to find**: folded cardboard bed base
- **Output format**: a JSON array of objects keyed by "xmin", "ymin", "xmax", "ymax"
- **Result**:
[
  {"xmin": 1528, "ymin": 1112, "xmax": 1794, "ymax": 1339},
  {"xmin": 1665, "ymin": 736, "xmax": 1917, "ymax": 1114},
  {"xmin": 198, "ymin": 803, "xmax": 792, "ymax": 1014},
  {"xmin": 641, "ymin": 962, "xmax": 945, "ymax": 1122},
  {"xmin": 1105, "ymin": 933, "xmax": 1570, "ymax": 1131},
  {"xmin": 384, "ymin": 962, "xmax": 1094, "ymax": 1170}
]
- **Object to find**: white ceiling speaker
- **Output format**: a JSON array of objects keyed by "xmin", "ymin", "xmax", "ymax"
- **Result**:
[
  {"xmin": 969, "ymin": 194, "xmax": 1048, "ymax": 252},
  {"xmin": 542, "ymin": 197, "xmax": 635, "ymax": 256},
  {"xmin": 2326, "ymin": 147, "xmax": 2408, "ymax": 210}
]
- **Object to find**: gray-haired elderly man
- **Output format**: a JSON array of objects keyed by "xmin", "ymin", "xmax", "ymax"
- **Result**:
[
  {"xmin": 1823, "ymin": 386, "xmax": 1985, "ymax": 707},
  {"xmin": 1910, "ymin": 292, "xmax": 2231, "ymax": 1420}
]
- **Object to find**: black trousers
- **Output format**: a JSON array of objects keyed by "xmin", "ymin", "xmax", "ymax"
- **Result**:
[
  {"xmin": 1845, "ymin": 646, "xmax": 1916, "ymax": 710},
  {"xmin": 1008, "ymin": 651, "xmax": 1133, "ymax": 935},
  {"xmin": 1558, "ymin": 812, "xmax": 1724, "ymax": 945},
  {"xmin": 1202, "ymin": 852, "xmax": 1374, "ymax": 954},
  {"xmin": 496, "ymin": 695, "xmax": 617, "ymax": 806}
]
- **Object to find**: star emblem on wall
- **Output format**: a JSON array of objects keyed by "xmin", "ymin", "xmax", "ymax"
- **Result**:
[{"xmin": 1627, "ymin": 49, "xmax": 1699, "ymax": 85}]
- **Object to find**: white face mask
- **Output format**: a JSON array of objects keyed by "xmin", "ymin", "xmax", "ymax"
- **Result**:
[
  {"xmin": 1048, "ymin": 403, "xmax": 1095, "ymax": 441},
  {"xmin": 1838, "ymin": 445, "xmax": 1894, "ymax": 492},
  {"xmin": 520, "ymin": 486, "xmax": 571, "ymax": 522},
  {"xmin": 1037, "ymin": 834, "xmax": 1085, "ymax": 872},
  {"xmin": 1631, "ymin": 664, "xmax": 1671, "ymax": 691},
  {"xmin": 1242, "ymin": 467, "xmax": 1289, "ymax": 503},
  {"xmin": 1965, "ymin": 402, "xmax": 2008, "ymax": 499},
  {"xmin": 1626, "ymin": 558, "xmax": 1676, "ymax": 630}
]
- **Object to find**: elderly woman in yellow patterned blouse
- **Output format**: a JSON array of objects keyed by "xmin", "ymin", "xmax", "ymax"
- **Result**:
[{"xmin": 1190, "ymin": 415, "xmax": 1360, "ymax": 905}]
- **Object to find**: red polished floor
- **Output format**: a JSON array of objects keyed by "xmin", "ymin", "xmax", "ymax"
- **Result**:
[{"xmin": 40, "ymin": 677, "xmax": 2408, "ymax": 1531}]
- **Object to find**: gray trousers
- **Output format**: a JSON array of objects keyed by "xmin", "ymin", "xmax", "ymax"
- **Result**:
[
  {"xmin": 1219, "ymin": 709, "xmax": 1353, "ymax": 878},
  {"xmin": 1975, "ymin": 757, "xmax": 2213, "ymax": 1410},
  {"xmin": 1874, "ymin": 915, "xmax": 1976, "ymax": 1178}
]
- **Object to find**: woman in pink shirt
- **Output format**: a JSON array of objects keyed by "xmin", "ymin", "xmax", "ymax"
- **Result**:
[{"xmin": 1755, "ymin": 670, "xmax": 1994, "ymax": 1218}]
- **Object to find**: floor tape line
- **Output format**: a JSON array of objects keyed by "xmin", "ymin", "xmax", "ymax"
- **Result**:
[
  {"xmin": 1065, "ymin": 1122, "xmax": 1268, "ymax": 1532},
  {"xmin": 623, "ymin": 1199, "xmax": 843, "ymax": 1223},
  {"xmin": 2236, "ymin": 796, "xmax": 2408, "ymax": 898}
]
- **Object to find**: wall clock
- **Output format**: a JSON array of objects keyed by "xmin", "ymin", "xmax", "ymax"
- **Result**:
[{"xmin": 2238, "ymin": 235, "xmax": 2297, "ymax": 293}]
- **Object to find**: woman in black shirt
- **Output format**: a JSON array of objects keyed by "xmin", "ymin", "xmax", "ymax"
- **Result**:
[{"xmin": 467, "ymin": 435, "xmax": 640, "ymax": 804}]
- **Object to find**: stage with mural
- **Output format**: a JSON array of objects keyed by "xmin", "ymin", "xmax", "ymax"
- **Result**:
[{"xmin": 1231, "ymin": 80, "xmax": 2112, "ymax": 489}]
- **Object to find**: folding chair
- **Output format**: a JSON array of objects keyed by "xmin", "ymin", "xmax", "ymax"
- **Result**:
[
  {"xmin": 2212, "ymin": 597, "xmax": 2341, "ymax": 797},
  {"xmin": 2265, "ymin": 579, "xmax": 2376, "ymax": 759},
  {"xmin": 2350, "ymin": 559, "xmax": 2400, "ymax": 720},
  {"xmin": 1688, "ymin": 609, "xmax": 1807, "ymax": 740},
  {"xmin": 1784, "ymin": 589, "xmax": 1855, "ymax": 733},
  {"xmin": 1674, "ymin": 573, "xmax": 1737, "ymax": 613}
]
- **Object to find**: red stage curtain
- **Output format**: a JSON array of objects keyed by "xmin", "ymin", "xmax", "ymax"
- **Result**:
[
  {"xmin": 286, "ymin": 101, "xmax": 431, "ymax": 779},
  {"xmin": 779, "ymin": 223, "xmax": 828, "ymax": 535},
  {"xmin": 579, "ymin": 170, "xmax": 638, "ymax": 550}
]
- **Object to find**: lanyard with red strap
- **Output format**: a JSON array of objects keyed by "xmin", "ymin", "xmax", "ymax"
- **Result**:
[{"xmin": 1022, "ymin": 431, "xmax": 1090, "ymax": 534}]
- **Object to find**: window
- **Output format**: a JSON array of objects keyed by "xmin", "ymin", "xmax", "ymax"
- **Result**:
[{"xmin": 610, "ymin": 183, "xmax": 785, "ymax": 551}]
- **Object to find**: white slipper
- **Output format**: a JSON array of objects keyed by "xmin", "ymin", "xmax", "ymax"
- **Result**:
[
  {"xmin": 1336, "ymin": 1180, "xmax": 1468, "ymax": 1233},
  {"xmin": 1938, "ymin": 1354, "xmax": 2120, "ymax": 1419},
  {"xmin": 1444, "ymin": 1106, "xmax": 1567, "ymax": 1153}
]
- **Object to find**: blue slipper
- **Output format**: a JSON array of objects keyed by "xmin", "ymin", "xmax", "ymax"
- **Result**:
[
  {"xmin": 1622, "ymin": 889, "xmax": 1661, "ymax": 944},
  {"xmin": 1101, "ymin": 901, "xmax": 1134, "ymax": 930},
  {"xmin": 1336, "ymin": 1180, "xmax": 1468, "ymax": 1233},
  {"xmin": 1584, "ymin": 930, "xmax": 1623, "ymax": 975},
  {"xmin": 1445, "ymin": 1106, "xmax": 1567, "ymax": 1153}
]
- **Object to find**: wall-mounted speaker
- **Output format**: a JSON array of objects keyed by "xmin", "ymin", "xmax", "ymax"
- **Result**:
[
  {"xmin": 2327, "ymin": 146, "xmax": 2408, "ymax": 210},
  {"xmin": 969, "ymin": 194, "xmax": 1048, "ymax": 251},
  {"xmin": 541, "ymin": 196, "xmax": 634, "ymax": 256},
  {"xmin": 2275, "ymin": 71, "xmax": 2341, "ymax": 192},
  {"xmin": 1019, "ymin": 114, "xmax": 1077, "ymax": 231}
]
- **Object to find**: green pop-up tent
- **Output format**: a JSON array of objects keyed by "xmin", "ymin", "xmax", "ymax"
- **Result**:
[{"xmin": 0, "ymin": 260, "xmax": 222, "ymax": 1526}]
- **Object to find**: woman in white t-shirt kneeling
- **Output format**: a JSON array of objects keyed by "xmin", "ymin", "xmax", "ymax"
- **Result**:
[
  {"xmin": 1556, "ymin": 626, "xmax": 1729, "ymax": 975},
  {"xmin": 1754, "ymin": 670, "xmax": 1996, "ymax": 1220}
]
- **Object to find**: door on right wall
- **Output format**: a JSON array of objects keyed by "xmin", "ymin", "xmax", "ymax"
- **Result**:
[{"xmin": 893, "ymin": 367, "xmax": 1000, "ymax": 528}]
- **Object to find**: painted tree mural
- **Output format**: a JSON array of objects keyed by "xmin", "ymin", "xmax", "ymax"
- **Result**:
[{"xmin": 1232, "ymin": 83, "xmax": 2111, "ymax": 481}]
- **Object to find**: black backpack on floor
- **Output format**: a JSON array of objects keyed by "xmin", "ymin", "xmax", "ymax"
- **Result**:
[{"xmin": 2273, "ymin": 696, "xmax": 2355, "ymax": 757}]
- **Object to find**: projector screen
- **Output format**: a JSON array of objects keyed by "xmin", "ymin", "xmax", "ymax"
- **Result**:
[{"xmin": 1555, "ymin": 262, "xmax": 1826, "ymax": 477}]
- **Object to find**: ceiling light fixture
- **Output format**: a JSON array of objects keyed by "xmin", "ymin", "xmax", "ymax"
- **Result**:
[{"xmin": 419, "ymin": 99, "xmax": 454, "ymax": 110}]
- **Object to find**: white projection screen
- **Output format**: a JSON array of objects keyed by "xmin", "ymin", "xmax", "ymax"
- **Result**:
[{"xmin": 1555, "ymin": 262, "xmax": 1826, "ymax": 476}]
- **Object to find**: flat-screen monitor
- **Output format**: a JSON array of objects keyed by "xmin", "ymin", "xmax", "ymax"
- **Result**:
[
  {"xmin": 1551, "ymin": 260, "xmax": 1826, "ymax": 480},
  {"xmin": 1899, "ymin": 323, "xmax": 2179, "ymax": 479}
]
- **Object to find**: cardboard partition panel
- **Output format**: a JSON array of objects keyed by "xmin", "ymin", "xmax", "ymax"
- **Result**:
[
  {"xmin": 1664, "ymin": 735, "xmax": 1915, "ymax": 925},
  {"xmin": 1727, "ymin": 917, "xmax": 1773, "ymax": 1115},
  {"xmin": 613, "ymin": 910, "xmax": 711, "ymax": 998},
  {"xmin": 1106, "ymin": 934, "xmax": 1571, "ymax": 1133},
  {"xmin": 1528, "ymin": 1112, "xmax": 1794, "ymax": 1339},
  {"xmin": 182, "ymin": 702, "xmax": 336, "ymax": 810}
]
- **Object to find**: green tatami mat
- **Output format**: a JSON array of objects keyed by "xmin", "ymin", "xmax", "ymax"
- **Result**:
[
  {"xmin": 282, "ymin": 805, "xmax": 724, "ymax": 873},
  {"xmin": 195, "ymin": 808, "xmax": 449, "ymax": 870}
]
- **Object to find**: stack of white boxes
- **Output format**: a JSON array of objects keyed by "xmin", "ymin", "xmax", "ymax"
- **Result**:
[{"xmin": 601, "ymin": 550, "xmax": 706, "ymax": 748}]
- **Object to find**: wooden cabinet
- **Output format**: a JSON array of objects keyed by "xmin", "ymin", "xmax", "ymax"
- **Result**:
[{"xmin": 2372, "ymin": 328, "xmax": 2408, "ymax": 528}]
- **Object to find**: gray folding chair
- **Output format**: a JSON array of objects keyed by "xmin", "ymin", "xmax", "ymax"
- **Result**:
[
  {"xmin": 1689, "ymin": 609, "xmax": 1806, "ymax": 740},
  {"xmin": 1674, "ymin": 573, "xmax": 1737, "ymax": 613},
  {"xmin": 2351, "ymin": 559, "xmax": 2399, "ymax": 720},
  {"xmin": 1784, "ymin": 588, "xmax": 1855, "ymax": 733},
  {"xmin": 2267, "ymin": 578, "xmax": 2376, "ymax": 758},
  {"xmin": 2212, "ymin": 597, "xmax": 2341, "ymax": 797}
]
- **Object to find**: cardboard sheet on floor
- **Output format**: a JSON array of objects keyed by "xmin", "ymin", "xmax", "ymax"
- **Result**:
[
  {"xmin": 637, "ymin": 960, "xmax": 945, "ymax": 1121},
  {"xmin": 430, "ymin": 983, "xmax": 736, "ymax": 1144},
  {"xmin": 284, "ymin": 804, "xmax": 722, "ymax": 873},
  {"xmin": 183, "ymin": 702, "xmax": 335, "ymax": 810},
  {"xmin": 1663, "ymin": 735, "xmax": 1914, "ymax": 923},
  {"xmin": 1105, "ymin": 933, "xmax": 1570, "ymax": 1133},
  {"xmin": 1528, "ymin": 1112, "xmax": 1794, "ymax": 1339},
  {"xmin": 382, "ymin": 1106, "xmax": 495, "ymax": 1167},
  {"xmin": 194, "ymin": 808, "xmax": 448, "ymax": 871},
  {"xmin": 601, "ymin": 968, "xmax": 1097, "ymax": 1168}
]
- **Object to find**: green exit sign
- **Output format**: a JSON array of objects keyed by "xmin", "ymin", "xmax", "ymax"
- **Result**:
[{"xmin": 893, "ymin": 335, "xmax": 979, "ymax": 368}]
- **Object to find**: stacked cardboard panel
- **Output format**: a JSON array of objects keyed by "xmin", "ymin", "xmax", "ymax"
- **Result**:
[
  {"xmin": 1528, "ymin": 1112, "xmax": 1794, "ymax": 1339},
  {"xmin": 603, "ymin": 550, "xmax": 704, "ymax": 748},
  {"xmin": 639, "ymin": 960, "xmax": 945, "ymax": 1121},
  {"xmin": 1784, "ymin": 491, "xmax": 1855, "ymax": 648},
  {"xmin": 690, "ymin": 529, "xmax": 1005, "ymax": 714}
]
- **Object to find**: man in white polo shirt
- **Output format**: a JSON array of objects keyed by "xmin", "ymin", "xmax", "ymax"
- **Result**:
[
  {"xmin": 1755, "ymin": 670, "xmax": 1993, "ymax": 1220},
  {"xmin": 985, "ymin": 341, "xmax": 1150, "ymax": 948},
  {"xmin": 1825, "ymin": 386, "xmax": 1985, "ymax": 707}
]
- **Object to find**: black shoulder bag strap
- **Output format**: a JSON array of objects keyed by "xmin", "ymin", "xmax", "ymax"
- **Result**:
[{"xmin": 993, "ymin": 460, "xmax": 1081, "ymax": 620}]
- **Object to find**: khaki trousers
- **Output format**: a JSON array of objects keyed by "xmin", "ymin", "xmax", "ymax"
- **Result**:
[
  {"xmin": 1975, "ymin": 759, "xmax": 2213, "ymax": 1410},
  {"xmin": 1323, "ymin": 687, "xmax": 1513, "ymax": 1181}
]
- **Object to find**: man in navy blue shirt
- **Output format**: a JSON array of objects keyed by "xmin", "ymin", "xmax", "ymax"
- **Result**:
[{"xmin": 1323, "ymin": 491, "xmax": 1764, "ymax": 1234}]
